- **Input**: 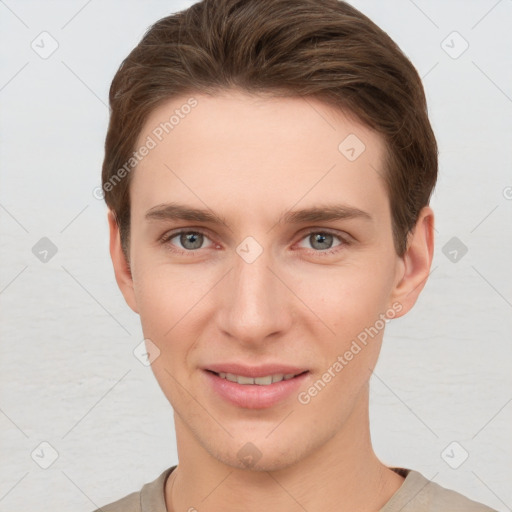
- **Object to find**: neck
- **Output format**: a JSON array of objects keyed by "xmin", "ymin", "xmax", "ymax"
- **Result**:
[{"xmin": 165, "ymin": 386, "xmax": 404, "ymax": 512}]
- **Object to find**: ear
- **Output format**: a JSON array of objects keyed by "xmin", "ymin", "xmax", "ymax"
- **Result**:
[
  {"xmin": 390, "ymin": 206, "xmax": 435, "ymax": 317},
  {"xmin": 108, "ymin": 210, "xmax": 139, "ymax": 314}
]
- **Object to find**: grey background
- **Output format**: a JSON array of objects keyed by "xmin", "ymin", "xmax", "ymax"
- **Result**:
[{"xmin": 0, "ymin": 0, "xmax": 511, "ymax": 510}]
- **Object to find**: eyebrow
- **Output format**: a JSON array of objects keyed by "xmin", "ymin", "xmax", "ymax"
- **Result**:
[{"xmin": 145, "ymin": 202, "xmax": 372, "ymax": 226}]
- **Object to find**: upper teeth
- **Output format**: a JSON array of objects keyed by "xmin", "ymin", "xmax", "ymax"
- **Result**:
[{"xmin": 218, "ymin": 372, "xmax": 297, "ymax": 385}]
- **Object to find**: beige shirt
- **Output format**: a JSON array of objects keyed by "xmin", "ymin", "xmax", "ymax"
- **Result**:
[{"xmin": 93, "ymin": 466, "xmax": 496, "ymax": 512}]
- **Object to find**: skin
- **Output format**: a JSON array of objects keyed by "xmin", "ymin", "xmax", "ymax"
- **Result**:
[{"xmin": 108, "ymin": 89, "xmax": 434, "ymax": 511}]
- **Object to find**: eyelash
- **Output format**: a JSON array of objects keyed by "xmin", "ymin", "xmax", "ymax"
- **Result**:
[{"xmin": 159, "ymin": 228, "xmax": 350, "ymax": 257}]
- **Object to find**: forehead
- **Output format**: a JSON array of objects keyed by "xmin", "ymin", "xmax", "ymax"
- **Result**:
[{"xmin": 130, "ymin": 90, "xmax": 389, "ymax": 226}]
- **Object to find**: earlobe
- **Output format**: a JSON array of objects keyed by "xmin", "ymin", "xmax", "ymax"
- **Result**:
[
  {"xmin": 107, "ymin": 210, "xmax": 139, "ymax": 314},
  {"xmin": 390, "ymin": 206, "xmax": 435, "ymax": 317}
]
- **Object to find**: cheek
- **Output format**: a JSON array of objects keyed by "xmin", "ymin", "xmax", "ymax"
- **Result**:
[
  {"xmin": 132, "ymin": 265, "xmax": 211, "ymax": 402},
  {"xmin": 299, "ymin": 265, "xmax": 393, "ymax": 337},
  {"xmin": 132, "ymin": 257, "xmax": 212, "ymax": 335},
  {"xmin": 131, "ymin": 261, "xmax": 220, "ymax": 389},
  {"xmin": 293, "ymin": 263, "xmax": 395, "ymax": 397},
  {"xmin": 294, "ymin": 272, "xmax": 391, "ymax": 415}
]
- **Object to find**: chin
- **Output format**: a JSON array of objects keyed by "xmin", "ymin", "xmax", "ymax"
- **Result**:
[
  {"xmin": 224, "ymin": 452, "xmax": 297, "ymax": 473},
  {"xmin": 209, "ymin": 436, "xmax": 307, "ymax": 474}
]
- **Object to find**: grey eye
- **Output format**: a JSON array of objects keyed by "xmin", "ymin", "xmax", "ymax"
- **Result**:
[
  {"xmin": 309, "ymin": 232, "xmax": 335, "ymax": 250},
  {"xmin": 179, "ymin": 232, "xmax": 204, "ymax": 250}
]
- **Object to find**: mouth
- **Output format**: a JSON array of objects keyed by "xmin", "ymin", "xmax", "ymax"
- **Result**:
[
  {"xmin": 206, "ymin": 369, "xmax": 308, "ymax": 385},
  {"xmin": 203, "ymin": 368, "xmax": 310, "ymax": 409}
]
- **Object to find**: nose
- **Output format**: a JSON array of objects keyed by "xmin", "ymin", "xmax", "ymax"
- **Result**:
[{"xmin": 215, "ymin": 244, "xmax": 293, "ymax": 347}]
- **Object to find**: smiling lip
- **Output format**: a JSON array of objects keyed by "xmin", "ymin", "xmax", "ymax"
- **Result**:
[
  {"xmin": 203, "ymin": 363, "xmax": 309, "ymax": 409},
  {"xmin": 204, "ymin": 363, "xmax": 308, "ymax": 378}
]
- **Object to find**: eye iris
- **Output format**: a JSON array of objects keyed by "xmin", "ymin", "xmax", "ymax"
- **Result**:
[
  {"xmin": 180, "ymin": 232, "xmax": 203, "ymax": 250},
  {"xmin": 310, "ymin": 232, "xmax": 333, "ymax": 250}
]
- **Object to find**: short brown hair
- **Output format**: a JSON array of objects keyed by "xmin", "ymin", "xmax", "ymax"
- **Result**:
[{"xmin": 102, "ymin": 0, "xmax": 437, "ymax": 258}]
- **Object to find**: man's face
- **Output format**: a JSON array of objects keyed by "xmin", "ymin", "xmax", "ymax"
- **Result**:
[{"xmin": 115, "ymin": 90, "xmax": 411, "ymax": 470}]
